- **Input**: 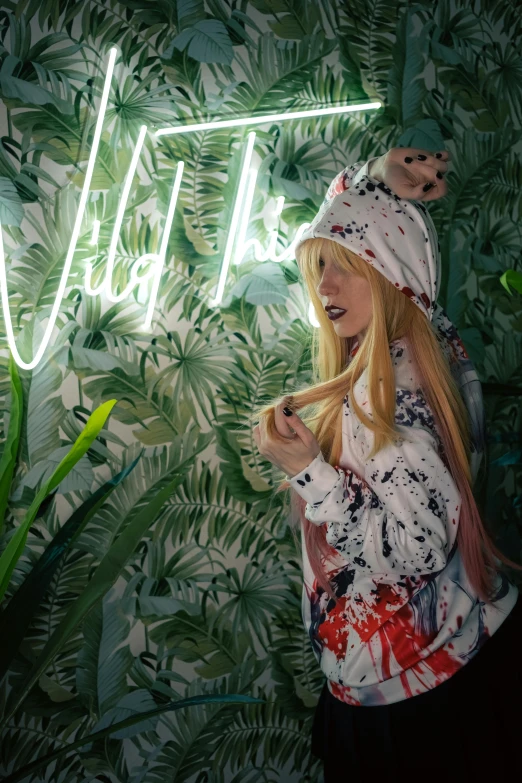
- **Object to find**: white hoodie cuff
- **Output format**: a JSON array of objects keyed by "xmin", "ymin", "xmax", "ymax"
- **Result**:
[
  {"xmin": 352, "ymin": 156, "xmax": 381, "ymax": 186},
  {"xmin": 286, "ymin": 451, "xmax": 341, "ymax": 505}
]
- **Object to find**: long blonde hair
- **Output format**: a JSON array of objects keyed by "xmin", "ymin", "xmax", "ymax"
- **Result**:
[{"xmin": 248, "ymin": 236, "xmax": 522, "ymax": 606}]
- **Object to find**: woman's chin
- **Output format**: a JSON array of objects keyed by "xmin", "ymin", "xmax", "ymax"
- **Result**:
[{"xmin": 332, "ymin": 320, "xmax": 355, "ymax": 336}]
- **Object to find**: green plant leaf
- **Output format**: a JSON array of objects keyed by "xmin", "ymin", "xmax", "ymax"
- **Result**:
[
  {"xmin": 491, "ymin": 448, "xmax": 522, "ymax": 466},
  {"xmin": 166, "ymin": 20, "xmax": 234, "ymax": 65},
  {"xmin": 229, "ymin": 32, "xmax": 337, "ymax": 114},
  {"xmin": 177, "ymin": 0, "xmax": 206, "ymax": 31},
  {"xmin": 0, "ymin": 354, "xmax": 23, "ymax": 534},
  {"xmin": 76, "ymin": 589, "xmax": 134, "ymax": 716},
  {"xmin": 0, "ymin": 177, "xmax": 24, "ymax": 226},
  {"xmin": 387, "ymin": 10, "xmax": 427, "ymax": 127},
  {"xmin": 2, "ymin": 450, "xmax": 194, "ymax": 725},
  {"xmin": 0, "ymin": 455, "xmax": 141, "ymax": 683},
  {"xmin": 0, "ymin": 400, "xmax": 117, "ymax": 603},
  {"xmin": 0, "ymin": 74, "xmax": 74, "ymax": 114},
  {"xmin": 221, "ymin": 262, "xmax": 290, "ymax": 307},
  {"xmin": 500, "ymin": 269, "xmax": 522, "ymax": 295},
  {"xmin": 1, "ymin": 693, "xmax": 265, "ymax": 783}
]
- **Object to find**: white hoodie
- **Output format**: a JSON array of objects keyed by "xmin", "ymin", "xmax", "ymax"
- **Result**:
[{"xmin": 288, "ymin": 334, "xmax": 518, "ymax": 706}]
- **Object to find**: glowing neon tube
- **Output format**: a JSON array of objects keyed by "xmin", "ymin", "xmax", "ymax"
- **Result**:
[
  {"xmin": 208, "ymin": 131, "xmax": 256, "ymax": 308},
  {"xmin": 155, "ymin": 102, "xmax": 382, "ymax": 136},
  {"xmin": 0, "ymin": 43, "xmax": 382, "ymax": 369},
  {"xmin": 143, "ymin": 160, "xmax": 184, "ymax": 330},
  {"xmin": 0, "ymin": 47, "xmax": 118, "ymax": 370},
  {"xmin": 85, "ymin": 124, "xmax": 149, "ymax": 302}
]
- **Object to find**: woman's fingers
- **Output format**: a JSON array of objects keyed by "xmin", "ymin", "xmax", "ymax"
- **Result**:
[
  {"xmin": 411, "ymin": 149, "xmax": 450, "ymax": 165},
  {"xmin": 275, "ymin": 398, "xmax": 296, "ymax": 438},
  {"xmin": 418, "ymin": 179, "xmax": 447, "ymax": 201},
  {"xmin": 387, "ymin": 147, "xmax": 451, "ymax": 201},
  {"xmin": 254, "ymin": 404, "xmax": 295, "ymax": 445},
  {"xmin": 397, "ymin": 149, "xmax": 448, "ymax": 174},
  {"xmin": 416, "ymin": 168, "xmax": 448, "ymax": 201},
  {"xmin": 415, "ymin": 153, "xmax": 450, "ymax": 201}
]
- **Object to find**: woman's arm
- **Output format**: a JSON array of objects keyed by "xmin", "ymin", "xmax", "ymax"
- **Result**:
[
  {"xmin": 323, "ymin": 148, "xmax": 450, "ymax": 204},
  {"xmin": 287, "ymin": 390, "xmax": 459, "ymax": 580}
]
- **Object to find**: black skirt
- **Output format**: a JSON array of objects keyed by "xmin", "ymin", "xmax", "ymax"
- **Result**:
[{"xmin": 311, "ymin": 592, "xmax": 522, "ymax": 782}]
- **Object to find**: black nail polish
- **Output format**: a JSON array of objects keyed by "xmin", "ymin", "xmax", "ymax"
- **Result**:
[
  {"xmin": 435, "ymin": 152, "xmax": 442, "ymax": 158},
  {"xmin": 423, "ymin": 182, "xmax": 433, "ymax": 192},
  {"xmin": 283, "ymin": 407, "xmax": 293, "ymax": 416},
  {"xmin": 436, "ymin": 171, "xmax": 443, "ymax": 179},
  {"xmin": 417, "ymin": 154, "xmax": 427, "ymax": 160},
  {"xmin": 404, "ymin": 156, "xmax": 413, "ymax": 163}
]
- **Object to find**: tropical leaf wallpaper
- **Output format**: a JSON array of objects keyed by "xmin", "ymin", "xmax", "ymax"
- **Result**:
[{"xmin": 0, "ymin": 0, "xmax": 521, "ymax": 780}]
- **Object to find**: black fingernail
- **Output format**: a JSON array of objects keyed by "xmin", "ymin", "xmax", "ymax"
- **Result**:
[
  {"xmin": 404, "ymin": 156, "xmax": 413, "ymax": 163},
  {"xmin": 283, "ymin": 407, "xmax": 293, "ymax": 416},
  {"xmin": 423, "ymin": 182, "xmax": 433, "ymax": 192},
  {"xmin": 436, "ymin": 171, "xmax": 443, "ymax": 179},
  {"xmin": 435, "ymin": 152, "xmax": 442, "ymax": 158},
  {"xmin": 417, "ymin": 154, "xmax": 427, "ymax": 160}
]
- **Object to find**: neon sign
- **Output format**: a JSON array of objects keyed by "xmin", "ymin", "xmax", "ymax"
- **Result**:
[{"xmin": 0, "ymin": 46, "xmax": 381, "ymax": 369}]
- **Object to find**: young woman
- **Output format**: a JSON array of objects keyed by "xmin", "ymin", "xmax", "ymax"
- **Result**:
[{"xmin": 251, "ymin": 147, "xmax": 522, "ymax": 781}]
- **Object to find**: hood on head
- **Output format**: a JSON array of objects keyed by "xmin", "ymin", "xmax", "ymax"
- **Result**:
[{"xmin": 295, "ymin": 175, "xmax": 441, "ymax": 323}]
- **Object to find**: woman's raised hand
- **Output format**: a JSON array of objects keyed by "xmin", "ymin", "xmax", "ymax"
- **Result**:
[
  {"xmin": 369, "ymin": 147, "xmax": 451, "ymax": 202},
  {"xmin": 252, "ymin": 397, "xmax": 321, "ymax": 479}
]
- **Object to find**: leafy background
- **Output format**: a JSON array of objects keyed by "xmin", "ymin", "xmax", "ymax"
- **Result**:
[{"xmin": 0, "ymin": 0, "xmax": 521, "ymax": 780}]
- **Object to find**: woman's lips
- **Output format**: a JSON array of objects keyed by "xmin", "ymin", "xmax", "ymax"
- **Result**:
[{"xmin": 327, "ymin": 309, "xmax": 347, "ymax": 321}]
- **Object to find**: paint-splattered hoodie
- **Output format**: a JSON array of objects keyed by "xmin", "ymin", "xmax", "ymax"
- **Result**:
[{"xmin": 288, "ymin": 158, "xmax": 519, "ymax": 707}]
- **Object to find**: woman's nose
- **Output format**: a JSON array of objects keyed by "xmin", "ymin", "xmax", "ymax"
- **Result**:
[{"xmin": 317, "ymin": 275, "xmax": 337, "ymax": 297}]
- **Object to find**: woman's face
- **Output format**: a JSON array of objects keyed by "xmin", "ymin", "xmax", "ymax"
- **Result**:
[{"xmin": 316, "ymin": 241, "xmax": 373, "ymax": 344}]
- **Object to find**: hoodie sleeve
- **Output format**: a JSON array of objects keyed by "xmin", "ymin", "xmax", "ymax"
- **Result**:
[
  {"xmin": 287, "ymin": 390, "xmax": 459, "ymax": 579},
  {"xmin": 323, "ymin": 156, "xmax": 382, "ymax": 204}
]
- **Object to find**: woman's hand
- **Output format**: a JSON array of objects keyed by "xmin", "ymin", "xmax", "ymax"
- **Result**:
[
  {"xmin": 369, "ymin": 147, "xmax": 451, "ymax": 202},
  {"xmin": 252, "ymin": 398, "xmax": 321, "ymax": 478}
]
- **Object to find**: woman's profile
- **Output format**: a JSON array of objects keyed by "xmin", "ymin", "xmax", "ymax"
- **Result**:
[{"xmin": 250, "ymin": 147, "xmax": 522, "ymax": 781}]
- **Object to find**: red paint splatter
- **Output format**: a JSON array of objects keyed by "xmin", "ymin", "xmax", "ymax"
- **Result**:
[
  {"xmin": 456, "ymin": 338, "xmax": 469, "ymax": 358},
  {"xmin": 398, "ymin": 226, "xmax": 405, "ymax": 234},
  {"xmin": 420, "ymin": 292, "xmax": 431, "ymax": 309},
  {"xmin": 400, "ymin": 671, "xmax": 413, "ymax": 698},
  {"xmin": 370, "ymin": 599, "xmax": 465, "ymax": 690},
  {"xmin": 365, "ymin": 249, "xmax": 376, "ymax": 258},
  {"xmin": 378, "ymin": 625, "xmax": 394, "ymax": 679},
  {"xmin": 331, "ymin": 225, "xmax": 343, "ymax": 231},
  {"xmin": 329, "ymin": 681, "xmax": 361, "ymax": 706},
  {"xmin": 344, "ymin": 581, "xmax": 418, "ymax": 644},
  {"xmin": 400, "ymin": 286, "xmax": 416, "ymax": 300},
  {"xmin": 342, "ymin": 201, "xmax": 352, "ymax": 207},
  {"xmin": 316, "ymin": 596, "xmax": 351, "ymax": 660}
]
